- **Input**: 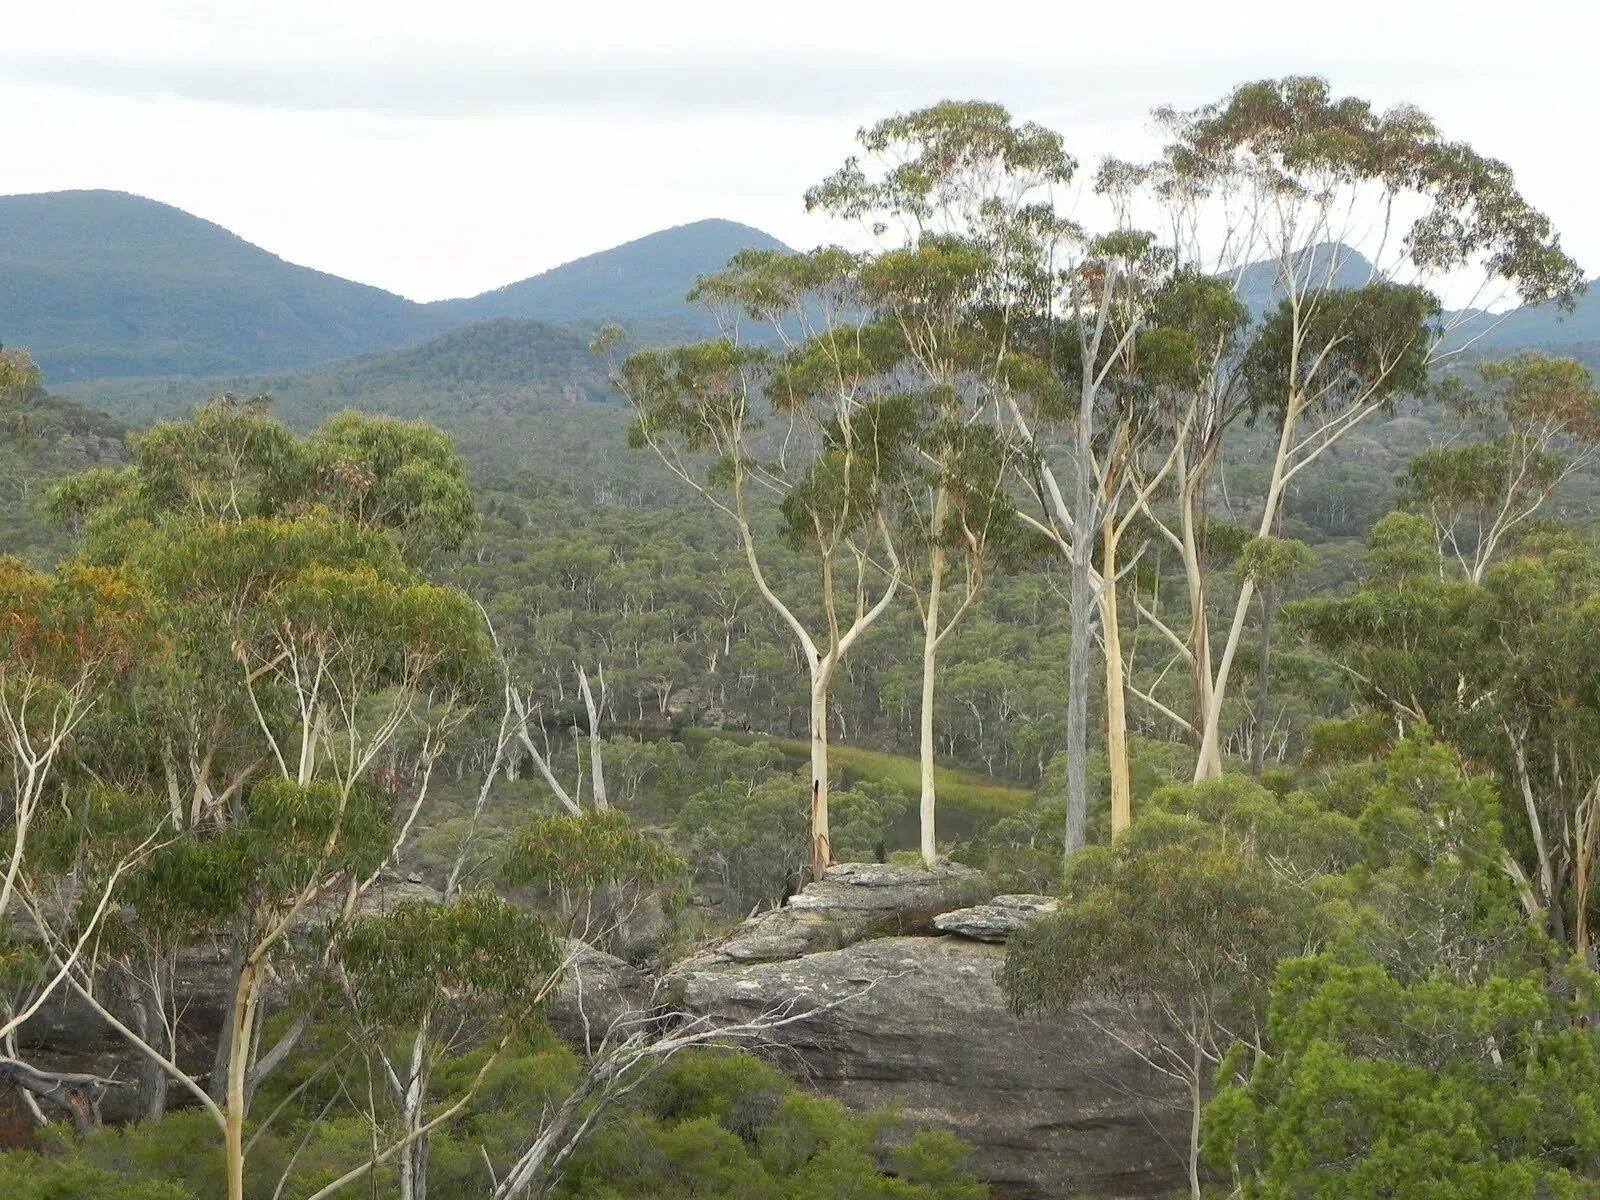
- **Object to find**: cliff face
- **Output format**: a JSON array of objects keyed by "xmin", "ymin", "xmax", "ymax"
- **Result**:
[{"xmin": 672, "ymin": 865, "xmax": 1189, "ymax": 1200}]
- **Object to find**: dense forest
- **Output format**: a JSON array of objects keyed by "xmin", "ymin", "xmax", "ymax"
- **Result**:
[{"xmin": 5, "ymin": 76, "xmax": 1600, "ymax": 1200}]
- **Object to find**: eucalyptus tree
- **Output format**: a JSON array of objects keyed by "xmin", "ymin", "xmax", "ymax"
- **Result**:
[
  {"xmin": 0, "ymin": 557, "xmax": 167, "ymax": 1125},
  {"xmin": 806, "ymin": 101, "xmax": 1051, "ymax": 865},
  {"xmin": 38, "ymin": 400, "xmax": 490, "ymax": 1200},
  {"xmin": 601, "ymin": 248, "xmax": 907, "ymax": 881},
  {"xmin": 1016, "ymin": 248, "xmax": 1238, "ymax": 840},
  {"xmin": 1404, "ymin": 353, "xmax": 1600, "ymax": 582},
  {"xmin": 0, "ymin": 344, "xmax": 39, "ymax": 434},
  {"xmin": 803, "ymin": 98, "xmax": 1170, "ymax": 856},
  {"xmin": 1292, "ymin": 515, "xmax": 1600, "ymax": 963},
  {"xmin": 1003, "ymin": 208, "xmax": 1193, "ymax": 848},
  {"xmin": 316, "ymin": 804, "xmax": 680, "ymax": 1200},
  {"xmin": 1122, "ymin": 76, "xmax": 1581, "ymax": 780}
]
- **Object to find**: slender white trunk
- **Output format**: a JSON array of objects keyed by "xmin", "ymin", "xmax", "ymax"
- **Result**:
[
  {"xmin": 1194, "ymin": 395, "xmax": 1297, "ymax": 780},
  {"xmin": 577, "ymin": 666, "xmax": 607, "ymax": 810},
  {"xmin": 1102, "ymin": 519, "xmax": 1131, "ymax": 836},
  {"xmin": 223, "ymin": 963, "xmax": 260, "ymax": 1200},
  {"xmin": 1187, "ymin": 1035, "xmax": 1203, "ymax": 1200},
  {"xmin": 918, "ymin": 538, "xmax": 945, "ymax": 868},
  {"xmin": 1065, "ymin": 384, "xmax": 1096, "ymax": 854},
  {"xmin": 809, "ymin": 661, "xmax": 833, "ymax": 881},
  {"xmin": 397, "ymin": 1028, "xmax": 429, "ymax": 1200}
]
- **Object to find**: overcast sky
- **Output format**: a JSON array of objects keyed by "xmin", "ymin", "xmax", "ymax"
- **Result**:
[{"xmin": 5, "ymin": 0, "xmax": 1597, "ymax": 303}]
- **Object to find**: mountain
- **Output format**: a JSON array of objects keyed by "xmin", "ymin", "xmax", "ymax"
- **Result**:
[
  {"xmin": 1450, "ymin": 278, "xmax": 1600, "ymax": 358},
  {"xmin": 0, "ymin": 190, "xmax": 450, "ymax": 380},
  {"xmin": 1230, "ymin": 243, "xmax": 1378, "ymax": 318},
  {"xmin": 1230, "ymin": 243, "xmax": 1598, "ymax": 368},
  {"xmin": 429, "ymin": 219, "xmax": 792, "ymax": 332},
  {"xmin": 0, "ymin": 193, "xmax": 790, "ymax": 382}
]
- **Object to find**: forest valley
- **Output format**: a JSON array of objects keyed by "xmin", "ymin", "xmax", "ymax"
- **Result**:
[{"xmin": 3, "ymin": 76, "xmax": 1600, "ymax": 1199}]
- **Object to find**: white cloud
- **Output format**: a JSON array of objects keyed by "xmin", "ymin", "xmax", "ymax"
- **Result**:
[{"xmin": 4, "ymin": 0, "xmax": 1596, "ymax": 301}]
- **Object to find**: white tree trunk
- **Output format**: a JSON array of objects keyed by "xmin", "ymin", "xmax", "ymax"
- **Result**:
[
  {"xmin": 809, "ymin": 663, "xmax": 833, "ymax": 880},
  {"xmin": 918, "ymin": 540, "xmax": 945, "ymax": 868}
]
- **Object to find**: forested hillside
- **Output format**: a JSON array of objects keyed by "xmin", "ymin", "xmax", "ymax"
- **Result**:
[
  {"xmin": 0, "ymin": 190, "xmax": 448, "ymax": 378},
  {"xmin": 429, "ymin": 218, "xmax": 790, "ymax": 334},
  {"xmin": 0, "ymin": 194, "xmax": 788, "ymax": 380}
]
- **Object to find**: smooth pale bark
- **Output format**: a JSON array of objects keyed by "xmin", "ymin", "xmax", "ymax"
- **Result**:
[
  {"xmin": 1178, "ymin": 469, "xmax": 1213, "ymax": 760},
  {"xmin": 1102, "ymin": 518, "xmax": 1132, "ymax": 836},
  {"xmin": 1251, "ymin": 589, "xmax": 1274, "ymax": 776},
  {"xmin": 1187, "ymin": 1033, "xmax": 1203, "ymax": 1200},
  {"xmin": 917, "ymin": 551, "xmax": 942, "ymax": 867},
  {"xmin": 223, "ymin": 963, "xmax": 261, "ymax": 1200},
  {"xmin": 808, "ymin": 660, "xmax": 835, "ymax": 880},
  {"xmin": 1194, "ymin": 392, "xmax": 1297, "ymax": 780},
  {"xmin": 209, "ymin": 934, "xmax": 246, "ymax": 1103},
  {"xmin": 917, "ymin": 497, "xmax": 948, "ymax": 868},
  {"xmin": 1064, "ymin": 530, "xmax": 1093, "ymax": 856},
  {"xmin": 1064, "ymin": 373, "xmax": 1098, "ymax": 856},
  {"xmin": 395, "ymin": 1028, "xmax": 430, "ymax": 1200},
  {"xmin": 577, "ymin": 666, "xmax": 608, "ymax": 810}
]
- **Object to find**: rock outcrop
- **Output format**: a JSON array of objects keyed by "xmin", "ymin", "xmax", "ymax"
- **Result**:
[
  {"xmin": 673, "ymin": 865, "xmax": 1187, "ymax": 1199},
  {"xmin": 680, "ymin": 935, "xmax": 1187, "ymax": 1200},
  {"xmin": 683, "ymin": 862, "xmax": 990, "ymax": 967},
  {"xmin": 933, "ymin": 893, "xmax": 1058, "ymax": 942},
  {"xmin": 11, "ymin": 863, "xmax": 1189, "ymax": 1197},
  {"xmin": 547, "ymin": 940, "xmax": 654, "ymax": 1051}
]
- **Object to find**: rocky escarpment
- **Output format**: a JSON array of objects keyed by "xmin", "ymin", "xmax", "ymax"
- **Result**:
[
  {"xmin": 8, "ymin": 865, "xmax": 1188, "ymax": 1197},
  {"xmin": 674, "ymin": 865, "xmax": 1188, "ymax": 1199}
]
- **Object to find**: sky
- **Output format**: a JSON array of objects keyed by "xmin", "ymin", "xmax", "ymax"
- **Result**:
[{"xmin": 4, "ymin": 0, "xmax": 1598, "ymax": 303}]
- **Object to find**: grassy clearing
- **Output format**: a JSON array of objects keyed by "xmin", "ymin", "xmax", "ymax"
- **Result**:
[{"xmin": 679, "ymin": 726, "xmax": 1033, "ymax": 835}]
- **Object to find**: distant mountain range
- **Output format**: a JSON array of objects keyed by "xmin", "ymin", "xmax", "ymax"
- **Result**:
[
  {"xmin": 0, "ymin": 190, "xmax": 788, "ymax": 380},
  {"xmin": 431, "ymin": 220, "xmax": 788, "ymax": 329},
  {"xmin": 1232, "ymin": 242, "xmax": 1598, "ymax": 353},
  {"xmin": 2, "ymin": 190, "xmax": 1594, "ymax": 387}
]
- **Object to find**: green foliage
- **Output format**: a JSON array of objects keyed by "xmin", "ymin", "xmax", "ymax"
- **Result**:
[
  {"xmin": 0, "ymin": 1152, "xmax": 200, "ymax": 1200},
  {"xmin": 1169, "ymin": 76, "xmax": 1581, "ymax": 306},
  {"xmin": 338, "ymin": 891, "xmax": 561, "ymax": 1027},
  {"xmin": 503, "ymin": 807, "xmax": 686, "ymax": 899},
  {"xmin": 1000, "ymin": 786, "xmax": 1326, "ymax": 1034},
  {"xmin": 52, "ymin": 395, "xmax": 477, "ymax": 567},
  {"xmin": 25, "ymin": 1045, "xmax": 988, "ymax": 1200},
  {"xmin": 1205, "ymin": 953, "xmax": 1600, "ymax": 1198},
  {"xmin": 1241, "ymin": 283, "xmax": 1441, "ymax": 423},
  {"xmin": 1235, "ymin": 535, "xmax": 1313, "ymax": 584},
  {"xmin": 556, "ymin": 1050, "xmax": 987, "ymax": 1200},
  {"xmin": 671, "ymin": 762, "xmax": 914, "ymax": 910}
]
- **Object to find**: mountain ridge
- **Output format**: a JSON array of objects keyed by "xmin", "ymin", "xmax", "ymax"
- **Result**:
[
  {"xmin": 4, "ymin": 191, "xmax": 1593, "ymax": 386},
  {"xmin": 0, "ymin": 190, "xmax": 789, "ymax": 380}
]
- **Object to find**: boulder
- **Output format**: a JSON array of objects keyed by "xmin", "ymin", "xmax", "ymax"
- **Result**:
[
  {"xmin": 547, "ymin": 941, "xmax": 654, "ymax": 1052},
  {"xmin": 787, "ymin": 861, "xmax": 990, "ymax": 915},
  {"xmin": 688, "ymin": 862, "xmax": 993, "ymax": 968},
  {"xmin": 933, "ymin": 894, "xmax": 1058, "ymax": 943},
  {"xmin": 680, "ymin": 935, "xmax": 1187, "ymax": 1200}
]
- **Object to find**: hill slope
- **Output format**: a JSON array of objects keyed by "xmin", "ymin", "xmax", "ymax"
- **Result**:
[
  {"xmin": 1454, "ymin": 278, "xmax": 1600, "ymax": 358},
  {"xmin": 0, "ymin": 190, "xmax": 449, "ymax": 379},
  {"xmin": 59, "ymin": 317, "xmax": 645, "ymax": 492},
  {"xmin": 428, "ymin": 219, "xmax": 791, "ymax": 333},
  {"xmin": 0, "ymin": 194, "xmax": 792, "ymax": 382}
]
